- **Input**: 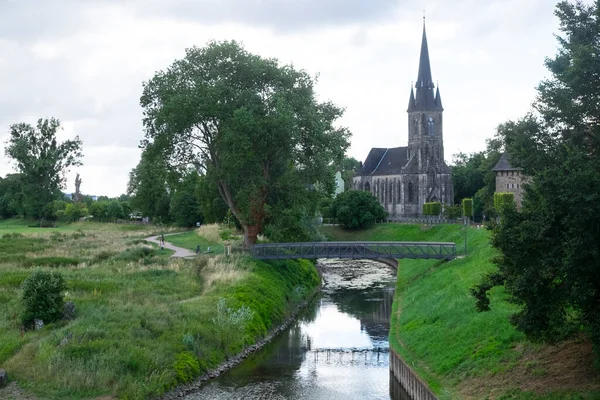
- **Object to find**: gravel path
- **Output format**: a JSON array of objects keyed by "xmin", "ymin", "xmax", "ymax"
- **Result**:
[{"xmin": 146, "ymin": 233, "xmax": 196, "ymax": 258}]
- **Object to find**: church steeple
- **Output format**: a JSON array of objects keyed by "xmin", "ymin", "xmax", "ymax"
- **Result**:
[
  {"xmin": 412, "ymin": 21, "xmax": 439, "ymax": 111},
  {"xmin": 416, "ymin": 23, "xmax": 433, "ymax": 89}
]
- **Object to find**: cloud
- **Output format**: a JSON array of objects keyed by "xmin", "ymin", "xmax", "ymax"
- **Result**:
[
  {"xmin": 123, "ymin": 0, "xmax": 400, "ymax": 33},
  {"xmin": 0, "ymin": 0, "xmax": 579, "ymax": 197}
]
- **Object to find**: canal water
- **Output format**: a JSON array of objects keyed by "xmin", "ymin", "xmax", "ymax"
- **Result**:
[{"xmin": 185, "ymin": 259, "xmax": 409, "ymax": 400}]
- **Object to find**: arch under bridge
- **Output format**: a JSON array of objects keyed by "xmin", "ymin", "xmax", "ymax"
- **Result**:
[{"xmin": 250, "ymin": 241, "xmax": 456, "ymax": 261}]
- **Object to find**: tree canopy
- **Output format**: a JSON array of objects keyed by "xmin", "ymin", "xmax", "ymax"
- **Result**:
[
  {"xmin": 472, "ymin": 0, "xmax": 600, "ymax": 362},
  {"xmin": 140, "ymin": 40, "xmax": 350, "ymax": 245},
  {"xmin": 330, "ymin": 190, "xmax": 386, "ymax": 229},
  {"xmin": 4, "ymin": 118, "xmax": 83, "ymax": 219}
]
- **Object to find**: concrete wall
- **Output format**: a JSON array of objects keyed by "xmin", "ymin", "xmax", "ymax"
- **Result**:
[{"xmin": 389, "ymin": 347, "xmax": 438, "ymax": 400}]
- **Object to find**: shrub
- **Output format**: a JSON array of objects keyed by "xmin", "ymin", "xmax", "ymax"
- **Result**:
[
  {"xmin": 462, "ymin": 198, "xmax": 473, "ymax": 219},
  {"xmin": 493, "ymin": 192, "xmax": 515, "ymax": 212},
  {"xmin": 172, "ymin": 351, "xmax": 200, "ymax": 383},
  {"xmin": 443, "ymin": 204, "xmax": 462, "ymax": 219},
  {"xmin": 423, "ymin": 202, "xmax": 441, "ymax": 216},
  {"xmin": 21, "ymin": 270, "xmax": 66, "ymax": 328},
  {"xmin": 212, "ymin": 298, "xmax": 254, "ymax": 352},
  {"xmin": 330, "ymin": 190, "xmax": 387, "ymax": 229},
  {"xmin": 219, "ymin": 228, "xmax": 232, "ymax": 241}
]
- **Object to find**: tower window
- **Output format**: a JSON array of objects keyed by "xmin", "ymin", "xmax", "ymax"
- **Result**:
[
  {"xmin": 408, "ymin": 181, "xmax": 414, "ymax": 203},
  {"xmin": 427, "ymin": 116, "xmax": 435, "ymax": 136}
]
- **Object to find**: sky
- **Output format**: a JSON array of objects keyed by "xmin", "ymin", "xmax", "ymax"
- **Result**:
[{"xmin": 0, "ymin": 0, "xmax": 577, "ymax": 197}]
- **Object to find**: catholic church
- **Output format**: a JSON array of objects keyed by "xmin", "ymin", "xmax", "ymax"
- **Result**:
[{"xmin": 352, "ymin": 22, "xmax": 453, "ymax": 217}]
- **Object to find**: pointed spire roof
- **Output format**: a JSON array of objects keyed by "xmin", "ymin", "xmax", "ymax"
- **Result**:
[
  {"xmin": 416, "ymin": 23, "xmax": 433, "ymax": 89},
  {"xmin": 407, "ymin": 86, "xmax": 416, "ymax": 112},
  {"xmin": 410, "ymin": 20, "xmax": 440, "ymax": 112},
  {"xmin": 435, "ymin": 86, "xmax": 443, "ymax": 111}
]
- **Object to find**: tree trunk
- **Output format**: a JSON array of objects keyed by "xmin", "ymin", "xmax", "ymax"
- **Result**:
[{"xmin": 244, "ymin": 225, "xmax": 260, "ymax": 248}]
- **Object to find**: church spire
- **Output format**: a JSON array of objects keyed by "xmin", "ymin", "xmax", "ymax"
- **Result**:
[
  {"xmin": 416, "ymin": 22, "xmax": 433, "ymax": 89},
  {"xmin": 411, "ymin": 20, "xmax": 438, "ymax": 111}
]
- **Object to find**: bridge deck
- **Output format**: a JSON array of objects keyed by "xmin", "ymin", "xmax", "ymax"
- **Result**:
[{"xmin": 250, "ymin": 241, "xmax": 456, "ymax": 260}]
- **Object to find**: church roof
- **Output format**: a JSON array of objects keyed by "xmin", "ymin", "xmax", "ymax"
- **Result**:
[
  {"xmin": 358, "ymin": 147, "xmax": 409, "ymax": 176},
  {"xmin": 492, "ymin": 152, "xmax": 522, "ymax": 171}
]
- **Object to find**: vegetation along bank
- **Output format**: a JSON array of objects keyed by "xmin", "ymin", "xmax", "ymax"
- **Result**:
[
  {"xmin": 0, "ymin": 220, "xmax": 320, "ymax": 399},
  {"xmin": 322, "ymin": 223, "xmax": 600, "ymax": 399}
]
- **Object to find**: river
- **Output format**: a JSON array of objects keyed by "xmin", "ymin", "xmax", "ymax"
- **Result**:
[{"xmin": 184, "ymin": 258, "xmax": 410, "ymax": 399}]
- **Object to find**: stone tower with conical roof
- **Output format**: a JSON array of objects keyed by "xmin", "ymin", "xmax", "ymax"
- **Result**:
[{"xmin": 352, "ymin": 21, "xmax": 453, "ymax": 218}]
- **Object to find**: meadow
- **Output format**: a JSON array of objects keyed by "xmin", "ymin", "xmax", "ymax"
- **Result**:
[
  {"xmin": 322, "ymin": 224, "xmax": 600, "ymax": 399},
  {"xmin": 0, "ymin": 221, "xmax": 319, "ymax": 399}
]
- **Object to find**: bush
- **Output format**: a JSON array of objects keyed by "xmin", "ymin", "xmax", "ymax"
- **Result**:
[
  {"xmin": 172, "ymin": 351, "xmax": 200, "ymax": 383},
  {"xmin": 21, "ymin": 270, "xmax": 66, "ymax": 328},
  {"xmin": 423, "ymin": 202, "xmax": 441, "ymax": 216},
  {"xmin": 330, "ymin": 190, "xmax": 387, "ymax": 229},
  {"xmin": 462, "ymin": 198, "xmax": 473, "ymax": 219},
  {"xmin": 212, "ymin": 298, "xmax": 254, "ymax": 352},
  {"xmin": 493, "ymin": 192, "xmax": 515, "ymax": 212},
  {"xmin": 443, "ymin": 204, "xmax": 462, "ymax": 219}
]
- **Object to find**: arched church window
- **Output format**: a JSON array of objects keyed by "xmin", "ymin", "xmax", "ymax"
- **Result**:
[
  {"xmin": 365, "ymin": 181, "xmax": 370, "ymax": 192},
  {"xmin": 427, "ymin": 116, "xmax": 435, "ymax": 136},
  {"xmin": 408, "ymin": 182, "xmax": 414, "ymax": 203}
]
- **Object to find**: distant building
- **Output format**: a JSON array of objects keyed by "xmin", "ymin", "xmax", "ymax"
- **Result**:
[
  {"xmin": 352, "ymin": 21, "xmax": 453, "ymax": 217},
  {"xmin": 492, "ymin": 152, "xmax": 528, "ymax": 209},
  {"xmin": 334, "ymin": 171, "xmax": 345, "ymax": 196}
]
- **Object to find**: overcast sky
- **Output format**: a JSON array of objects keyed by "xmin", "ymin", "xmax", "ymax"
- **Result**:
[{"xmin": 0, "ymin": 0, "xmax": 578, "ymax": 197}]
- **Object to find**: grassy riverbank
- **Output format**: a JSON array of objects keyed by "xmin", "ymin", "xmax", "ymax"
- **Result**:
[
  {"xmin": 0, "ymin": 221, "xmax": 319, "ymax": 399},
  {"xmin": 322, "ymin": 224, "xmax": 600, "ymax": 399}
]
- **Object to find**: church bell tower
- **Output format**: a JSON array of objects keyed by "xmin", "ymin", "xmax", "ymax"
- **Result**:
[{"xmin": 407, "ymin": 21, "xmax": 444, "ymax": 173}]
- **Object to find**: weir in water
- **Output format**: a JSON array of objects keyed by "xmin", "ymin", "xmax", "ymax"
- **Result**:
[{"xmin": 184, "ymin": 258, "xmax": 411, "ymax": 400}]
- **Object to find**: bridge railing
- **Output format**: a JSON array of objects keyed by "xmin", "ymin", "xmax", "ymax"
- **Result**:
[{"xmin": 250, "ymin": 241, "xmax": 456, "ymax": 260}]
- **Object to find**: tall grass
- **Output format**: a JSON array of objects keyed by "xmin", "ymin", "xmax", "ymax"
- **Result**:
[
  {"xmin": 0, "ymin": 220, "xmax": 320, "ymax": 399},
  {"xmin": 195, "ymin": 223, "xmax": 222, "ymax": 243}
]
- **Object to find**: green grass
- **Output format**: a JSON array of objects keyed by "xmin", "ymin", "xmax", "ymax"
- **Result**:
[
  {"xmin": 166, "ymin": 231, "xmax": 225, "ymax": 255},
  {"xmin": 0, "ymin": 221, "xmax": 319, "ymax": 399},
  {"xmin": 322, "ymin": 223, "xmax": 600, "ymax": 399}
]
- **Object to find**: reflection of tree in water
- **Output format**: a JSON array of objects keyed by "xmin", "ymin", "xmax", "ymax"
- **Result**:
[{"xmin": 327, "ymin": 287, "xmax": 395, "ymax": 342}]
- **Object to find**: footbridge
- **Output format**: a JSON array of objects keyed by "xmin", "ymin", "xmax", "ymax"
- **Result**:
[{"xmin": 250, "ymin": 241, "xmax": 456, "ymax": 261}]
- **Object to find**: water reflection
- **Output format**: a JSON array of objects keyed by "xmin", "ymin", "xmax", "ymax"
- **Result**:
[{"xmin": 185, "ymin": 259, "xmax": 402, "ymax": 400}]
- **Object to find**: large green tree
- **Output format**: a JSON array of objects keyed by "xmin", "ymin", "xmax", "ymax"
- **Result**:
[
  {"xmin": 140, "ymin": 40, "xmax": 350, "ymax": 246},
  {"xmin": 473, "ymin": 0, "xmax": 600, "ymax": 362},
  {"xmin": 127, "ymin": 144, "xmax": 172, "ymax": 222},
  {"xmin": 5, "ymin": 118, "xmax": 82, "ymax": 220},
  {"xmin": 170, "ymin": 169, "xmax": 203, "ymax": 227}
]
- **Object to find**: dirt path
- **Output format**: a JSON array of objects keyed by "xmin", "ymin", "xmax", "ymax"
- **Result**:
[{"xmin": 146, "ymin": 233, "xmax": 196, "ymax": 258}]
